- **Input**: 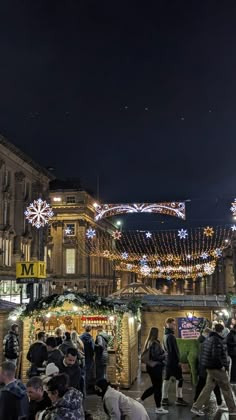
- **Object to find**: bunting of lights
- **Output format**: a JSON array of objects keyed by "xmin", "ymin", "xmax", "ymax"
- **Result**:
[
  {"xmin": 72, "ymin": 224, "xmax": 235, "ymax": 280},
  {"xmin": 94, "ymin": 202, "xmax": 186, "ymax": 221}
]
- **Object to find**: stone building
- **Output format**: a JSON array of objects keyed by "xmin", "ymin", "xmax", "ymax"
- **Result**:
[
  {"xmin": 0, "ymin": 135, "xmax": 54, "ymax": 303},
  {"xmin": 48, "ymin": 179, "xmax": 131, "ymax": 296}
]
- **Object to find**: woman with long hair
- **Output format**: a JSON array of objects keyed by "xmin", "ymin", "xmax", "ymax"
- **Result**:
[{"xmin": 138, "ymin": 327, "xmax": 168, "ymax": 414}]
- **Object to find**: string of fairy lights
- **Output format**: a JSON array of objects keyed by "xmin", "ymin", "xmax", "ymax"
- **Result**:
[{"xmin": 72, "ymin": 224, "xmax": 236, "ymax": 280}]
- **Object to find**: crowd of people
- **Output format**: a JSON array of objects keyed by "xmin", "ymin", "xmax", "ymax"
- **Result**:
[{"xmin": 2, "ymin": 317, "xmax": 236, "ymax": 419}]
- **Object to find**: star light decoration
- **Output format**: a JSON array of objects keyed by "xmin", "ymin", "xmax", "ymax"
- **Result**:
[
  {"xmin": 24, "ymin": 198, "xmax": 54, "ymax": 229},
  {"xmin": 178, "ymin": 229, "xmax": 188, "ymax": 239},
  {"xmin": 112, "ymin": 230, "xmax": 122, "ymax": 240},
  {"xmin": 231, "ymin": 225, "xmax": 236, "ymax": 231},
  {"xmin": 230, "ymin": 199, "xmax": 236, "ymax": 216},
  {"xmin": 200, "ymin": 251, "xmax": 209, "ymax": 260},
  {"xmin": 86, "ymin": 228, "xmax": 96, "ymax": 239},
  {"xmin": 146, "ymin": 231, "xmax": 152, "ymax": 239},
  {"xmin": 214, "ymin": 248, "xmax": 222, "ymax": 258},
  {"xmin": 65, "ymin": 227, "xmax": 72, "ymax": 235},
  {"xmin": 121, "ymin": 252, "xmax": 129, "ymax": 260},
  {"xmin": 203, "ymin": 226, "xmax": 214, "ymax": 237}
]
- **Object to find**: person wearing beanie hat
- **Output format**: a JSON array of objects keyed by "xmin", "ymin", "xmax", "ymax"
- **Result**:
[
  {"xmin": 41, "ymin": 363, "xmax": 59, "ymax": 389},
  {"xmin": 95, "ymin": 379, "xmax": 150, "ymax": 419}
]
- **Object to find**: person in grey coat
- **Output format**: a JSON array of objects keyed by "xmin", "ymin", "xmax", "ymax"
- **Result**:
[{"xmin": 95, "ymin": 327, "xmax": 110, "ymax": 380}]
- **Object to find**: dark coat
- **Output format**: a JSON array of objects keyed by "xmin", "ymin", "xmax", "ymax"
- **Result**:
[
  {"xmin": 0, "ymin": 380, "xmax": 29, "ymax": 420},
  {"xmin": 59, "ymin": 339, "xmax": 75, "ymax": 355},
  {"xmin": 60, "ymin": 360, "xmax": 82, "ymax": 390},
  {"xmin": 149, "ymin": 340, "xmax": 166, "ymax": 364},
  {"xmin": 28, "ymin": 391, "xmax": 51, "ymax": 420},
  {"xmin": 27, "ymin": 341, "xmax": 48, "ymax": 368},
  {"xmin": 201, "ymin": 331, "xmax": 229, "ymax": 370},
  {"xmin": 3, "ymin": 330, "xmax": 19, "ymax": 360},
  {"xmin": 95, "ymin": 332, "xmax": 109, "ymax": 365},
  {"xmin": 227, "ymin": 330, "xmax": 236, "ymax": 357},
  {"xmin": 163, "ymin": 327, "xmax": 179, "ymax": 367},
  {"xmin": 47, "ymin": 348, "xmax": 63, "ymax": 368},
  {"xmin": 80, "ymin": 332, "xmax": 94, "ymax": 367}
]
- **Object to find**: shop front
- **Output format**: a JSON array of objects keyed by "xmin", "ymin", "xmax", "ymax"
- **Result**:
[{"xmin": 9, "ymin": 292, "xmax": 139, "ymax": 388}]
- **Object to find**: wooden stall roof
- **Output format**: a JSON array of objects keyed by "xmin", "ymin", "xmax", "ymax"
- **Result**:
[
  {"xmin": 141, "ymin": 294, "xmax": 227, "ymax": 309},
  {"xmin": 111, "ymin": 282, "xmax": 161, "ymax": 298},
  {"xmin": 0, "ymin": 299, "xmax": 18, "ymax": 312}
]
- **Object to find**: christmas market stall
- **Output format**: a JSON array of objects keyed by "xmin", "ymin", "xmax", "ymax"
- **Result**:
[{"xmin": 9, "ymin": 292, "xmax": 140, "ymax": 388}]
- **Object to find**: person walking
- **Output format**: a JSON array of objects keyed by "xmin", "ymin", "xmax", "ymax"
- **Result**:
[
  {"xmin": 95, "ymin": 326, "xmax": 110, "ymax": 380},
  {"xmin": 0, "ymin": 361, "xmax": 29, "ymax": 420},
  {"xmin": 3, "ymin": 324, "xmax": 20, "ymax": 366},
  {"xmin": 27, "ymin": 331, "xmax": 48, "ymax": 377},
  {"xmin": 138, "ymin": 327, "xmax": 168, "ymax": 414},
  {"xmin": 227, "ymin": 324, "xmax": 236, "ymax": 384},
  {"xmin": 194, "ymin": 328, "xmax": 223, "ymax": 408},
  {"xmin": 162, "ymin": 317, "xmax": 187, "ymax": 406},
  {"xmin": 96, "ymin": 378, "xmax": 150, "ymax": 420},
  {"xmin": 191, "ymin": 323, "xmax": 236, "ymax": 417}
]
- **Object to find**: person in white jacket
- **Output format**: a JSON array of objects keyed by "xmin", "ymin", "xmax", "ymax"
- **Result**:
[{"xmin": 95, "ymin": 379, "xmax": 150, "ymax": 420}]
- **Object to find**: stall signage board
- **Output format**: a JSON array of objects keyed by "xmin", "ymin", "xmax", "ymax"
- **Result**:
[
  {"xmin": 16, "ymin": 261, "xmax": 46, "ymax": 282},
  {"xmin": 177, "ymin": 317, "xmax": 203, "ymax": 339}
]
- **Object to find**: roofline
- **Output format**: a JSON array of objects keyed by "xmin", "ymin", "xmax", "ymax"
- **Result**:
[{"xmin": 0, "ymin": 135, "xmax": 55, "ymax": 180}]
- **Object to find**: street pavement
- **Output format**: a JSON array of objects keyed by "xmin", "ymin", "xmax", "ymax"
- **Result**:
[{"xmin": 84, "ymin": 367, "xmax": 236, "ymax": 420}]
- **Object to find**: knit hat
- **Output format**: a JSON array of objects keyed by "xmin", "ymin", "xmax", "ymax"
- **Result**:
[{"xmin": 46, "ymin": 363, "xmax": 59, "ymax": 377}]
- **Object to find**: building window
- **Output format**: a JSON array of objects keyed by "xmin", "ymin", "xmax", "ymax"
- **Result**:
[
  {"xmin": 65, "ymin": 223, "xmax": 75, "ymax": 236},
  {"xmin": 66, "ymin": 196, "xmax": 76, "ymax": 204},
  {"xmin": 66, "ymin": 249, "xmax": 76, "ymax": 274}
]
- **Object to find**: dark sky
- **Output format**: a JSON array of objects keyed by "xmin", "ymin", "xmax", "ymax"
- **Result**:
[{"xmin": 1, "ymin": 1, "xmax": 236, "ymax": 229}]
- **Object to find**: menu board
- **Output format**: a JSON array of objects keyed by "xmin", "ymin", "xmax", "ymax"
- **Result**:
[{"xmin": 177, "ymin": 317, "xmax": 204, "ymax": 339}]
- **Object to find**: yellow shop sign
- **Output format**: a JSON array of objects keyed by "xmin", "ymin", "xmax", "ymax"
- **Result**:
[{"xmin": 16, "ymin": 261, "xmax": 46, "ymax": 279}]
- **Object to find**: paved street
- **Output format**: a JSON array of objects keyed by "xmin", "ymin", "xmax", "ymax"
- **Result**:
[{"xmin": 85, "ymin": 368, "xmax": 236, "ymax": 420}]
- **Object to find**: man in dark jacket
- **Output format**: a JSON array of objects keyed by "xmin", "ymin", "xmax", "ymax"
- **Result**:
[
  {"xmin": 0, "ymin": 361, "xmax": 29, "ymax": 420},
  {"xmin": 27, "ymin": 331, "xmax": 47, "ymax": 377},
  {"xmin": 191, "ymin": 323, "xmax": 236, "ymax": 417},
  {"xmin": 46, "ymin": 336, "xmax": 63, "ymax": 368},
  {"xmin": 162, "ymin": 317, "xmax": 187, "ymax": 406},
  {"xmin": 194, "ymin": 328, "xmax": 222, "ymax": 407},
  {"xmin": 95, "ymin": 327, "xmax": 110, "ymax": 380},
  {"xmin": 26, "ymin": 376, "xmax": 51, "ymax": 420},
  {"xmin": 227, "ymin": 324, "xmax": 236, "ymax": 383},
  {"xmin": 80, "ymin": 325, "xmax": 95, "ymax": 392},
  {"xmin": 59, "ymin": 347, "xmax": 82, "ymax": 390},
  {"xmin": 3, "ymin": 324, "xmax": 20, "ymax": 366},
  {"xmin": 59, "ymin": 332, "xmax": 75, "ymax": 355}
]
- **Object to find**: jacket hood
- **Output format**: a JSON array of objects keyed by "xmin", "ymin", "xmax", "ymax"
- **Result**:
[
  {"xmin": 209, "ymin": 331, "xmax": 224, "ymax": 340},
  {"xmin": 80, "ymin": 332, "xmax": 93, "ymax": 342},
  {"xmin": 4, "ymin": 380, "xmax": 27, "ymax": 399},
  {"xmin": 55, "ymin": 387, "xmax": 83, "ymax": 410},
  {"xmin": 165, "ymin": 327, "xmax": 174, "ymax": 335},
  {"xmin": 99, "ymin": 332, "xmax": 110, "ymax": 342}
]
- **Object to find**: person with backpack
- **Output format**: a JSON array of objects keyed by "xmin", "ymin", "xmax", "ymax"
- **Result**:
[
  {"xmin": 95, "ymin": 326, "xmax": 110, "ymax": 380},
  {"xmin": 80, "ymin": 325, "xmax": 95, "ymax": 392},
  {"xmin": 137, "ymin": 327, "xmax": 168, "ymax": 414}
]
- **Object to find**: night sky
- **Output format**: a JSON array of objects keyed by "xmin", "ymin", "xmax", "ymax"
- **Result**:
[{"xmin": 1, "ymin": 1, "xmax": 236, "ymax": 229}]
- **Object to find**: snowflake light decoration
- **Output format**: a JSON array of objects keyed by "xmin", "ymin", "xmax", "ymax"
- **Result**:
[
  {"xmin": 231, "ymin": 225, "xmax": 236, "ymax": 231},
  {"xmin": 140, "ymin": 265, "xmax": 151, "ymax": 276},
  {"xmin": 186, "ymin": 254, "xmax": 191, "ymax": 259},
  {"xmin": 140, "ymin": 256, "xmax": 148, "ymax": 266},
  {"xmin": 121, "ymin": 252, "xmax": 129, "ymax": 260},
  {"xmin": 204, "ymin": 263, "xmax": 215, "ymax": 275},
  {"xmin": 203, "ymin": 226, "xmax": 214, "ymax": 237},
  {"xmin": 65, "ymin": 227, "xmax": 72, "ymax": 235},
  {"xmin": 156, "ymin": 260, "xmax": 161, "ymax": 266},
  {"xmin": 112, "ymin": 230, "xmax": 122, "ymax": 240},
  {"xmin": 24, "ymin": 198, "xmax": 54, "ymax": 229},
  {"xmin": 146, "ymin": 231, "xmax": 152, "ymax": 239},
  {"xmin": 214, "ymin": 248, "xmax": 222, "ymax": 258},
  {"xmin": 86, "ymin": 228, "xmax": 96, "ymax": 239},
  {"xmin": 126, "ymin": 264, "xmax": 133, "ymax": 270},
  {"xmin": 200, "ymin": 251, "xmax": 209, "ymax": 260},
  {"xmin": 196, "ymin": 264, "xmax": 201, "ymax": 270},
  {"xmin": 178, "ymin": 229, "xmax": 188, "ymax": 239}
]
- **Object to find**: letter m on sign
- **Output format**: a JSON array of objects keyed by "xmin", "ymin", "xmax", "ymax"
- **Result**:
[{"xmin": 20, "ymin": 263, "xmax": 34, "ymax": 277}]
